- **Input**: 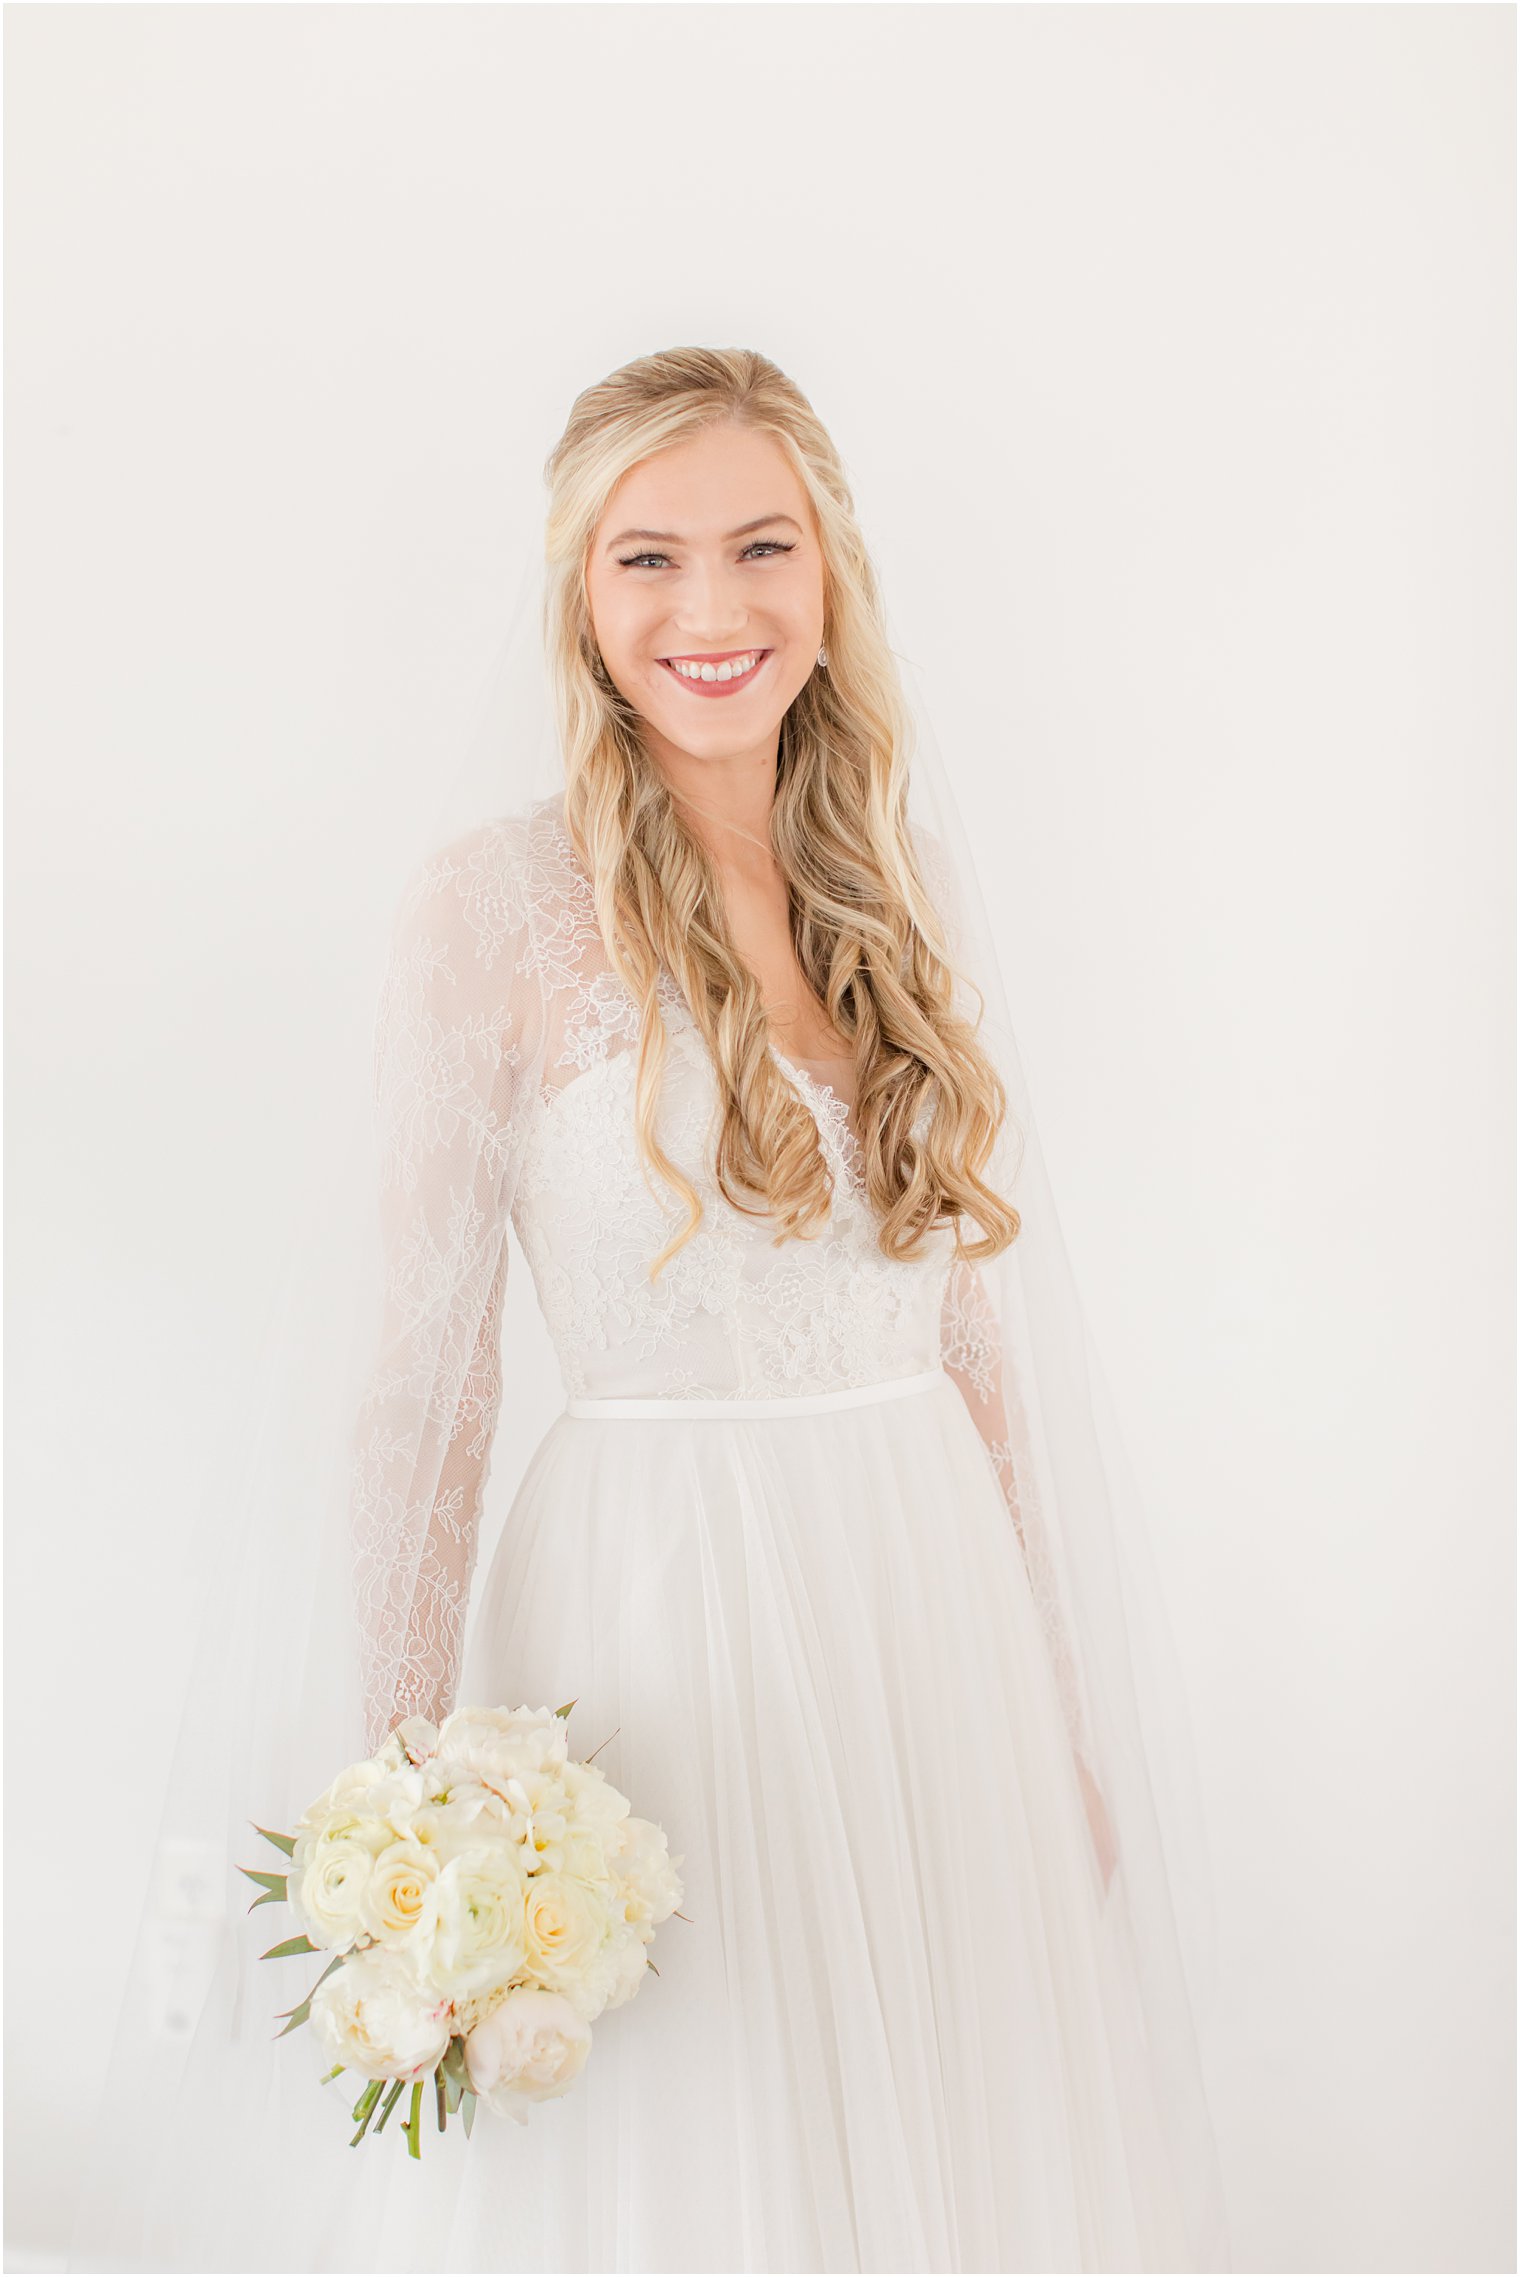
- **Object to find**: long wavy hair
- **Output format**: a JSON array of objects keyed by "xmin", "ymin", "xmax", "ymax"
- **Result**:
[{"xmin": 542, "ymin": 346, "xmax": 1022, "ymax": 1279}]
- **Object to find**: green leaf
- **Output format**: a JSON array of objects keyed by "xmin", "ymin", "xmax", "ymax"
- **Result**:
[
  {"xmin": 554, "ymin": 1699, "xmax": 577, "ymax": 1720},
  {"xmin": 461, "ymin": 2088, "xmax": 477, "ymax": 2139},
  {"xmin": 250, "ymin": 1822, "xmax": 297, "ymax": 1857},
  {"xmin": 238, "ymin": 1865, "xmax": 288, "ymax": 1900},
  {"xmin": 273, "ymin": 1949, "xmax": 346, "ymax": 2035},
  {"xmin": 438, "ymin": 2035, "xmax": 469, "ymax": 2115},
  {"xmin": 259, "ymin": 1933, "xmax": 319, "ymax": 1961}
]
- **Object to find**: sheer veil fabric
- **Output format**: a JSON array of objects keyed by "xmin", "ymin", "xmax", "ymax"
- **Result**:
[{"xmin": 64, "ymin": 537, "xmax": 1231, "ymax": 2273}]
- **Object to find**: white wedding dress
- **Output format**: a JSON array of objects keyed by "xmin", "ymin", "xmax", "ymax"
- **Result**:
[{"xmin": 273, "ymin": 792, "xmax": 1218, "ymax": 2277}]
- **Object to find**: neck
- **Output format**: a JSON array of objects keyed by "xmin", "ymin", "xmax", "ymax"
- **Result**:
[{"xmin": 649, "ymin": 735, "xmax": 779, "ymax": 867}]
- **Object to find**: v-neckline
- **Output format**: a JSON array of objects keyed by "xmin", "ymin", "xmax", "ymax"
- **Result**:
[
  {"xmin": 768, "ymin": 1047, "xmax": 866, "ymax": 1191},
  {"xmin": 552, "ymin": 812, "xmax": 866, "ymax": 1197}
]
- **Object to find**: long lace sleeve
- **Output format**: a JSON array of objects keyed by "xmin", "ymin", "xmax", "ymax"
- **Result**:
[
  {"xmin": 941, "ymin": 1255, "xmax": 1097, "ymax": 1773},
  {"xmin": 348, "ymin": 816, "xmax": 547, "ymax": 1756}
]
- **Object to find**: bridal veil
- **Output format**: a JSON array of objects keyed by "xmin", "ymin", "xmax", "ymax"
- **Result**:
[{"xmin": 64, "ymin": 412, "xmax": 1231, "ymax": 2275}]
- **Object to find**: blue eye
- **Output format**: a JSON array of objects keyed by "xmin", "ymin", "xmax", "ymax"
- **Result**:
[{"xmin": 615, "ymin": 540, "xmax": 797, "ymax": 570}]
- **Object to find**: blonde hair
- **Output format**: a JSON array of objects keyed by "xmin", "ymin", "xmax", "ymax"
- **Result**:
[{"xmin": 542, "ymin": 345, "xmax": 1021, "ymax": 1278}]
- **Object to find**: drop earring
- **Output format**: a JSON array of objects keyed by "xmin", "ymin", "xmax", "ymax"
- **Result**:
[{"xmin": 816, "ymin": 643, "xmax": 829, "ymax": 670}]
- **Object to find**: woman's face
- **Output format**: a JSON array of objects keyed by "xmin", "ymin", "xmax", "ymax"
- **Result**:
[{"xmin": 584, "ymin": 421, "xmax": 827, "ymax": 776}]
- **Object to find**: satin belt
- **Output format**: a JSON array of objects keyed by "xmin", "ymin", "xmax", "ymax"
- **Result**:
[{"xmin": 563, "ymin": 1365, "xmax": 948, "ymax": 1421}]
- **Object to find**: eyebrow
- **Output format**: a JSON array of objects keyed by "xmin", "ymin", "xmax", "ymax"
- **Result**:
[{"xmin": 604, "ymin": 512, "xmax": 804, "ymax": 553}]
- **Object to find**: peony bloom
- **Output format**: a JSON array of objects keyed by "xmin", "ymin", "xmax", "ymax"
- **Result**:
[
  {"xmin": 607, "ymin": 1816, "xmax": 684, "ymax": 1931},
  {"xmin": 462, "ymin": 1988, "xmax": 592, "ymax": 2123},
  {"xmin": 308, "ymin": 1946, "xmax": 452, "ymax": 2082},
  {"xmin": 433, "ymin": 1705, "xmax": 569, "ymax": 1787},
  {"xmin": 560, "ymin": 1757, "xmax": 632, "ymax": 1835}
]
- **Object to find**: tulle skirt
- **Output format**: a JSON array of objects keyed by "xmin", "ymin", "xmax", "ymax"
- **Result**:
[
  {"xmin": 73, "ymin": 1366, "xmax": 1215, "ymax": 2276},
  {"xmin": 287, "ymin": 1365, "xmax": 1209, "ymax": 2275}
]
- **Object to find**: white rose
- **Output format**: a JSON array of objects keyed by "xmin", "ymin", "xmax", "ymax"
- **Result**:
[
  {"xmin": 359, "ymin": 1836, "xmax": 440, "ymax": 1945},
  {"xmin": 287, "ymin": 1835, "xmax": 378, "ymax": 1952},
  {"xmin": 308, "ymin": 1945, "xmax": 452, "ymax": 2082},
  {"xmin": 433, "ymin": 1705, "xmax": 568, "ymax": 1786},
  {"xmin": 414, "ymin": 1844, "xmax": 529, "ymax": 1997},
  {"xmin": 520, "ymin": 1873, "xmax": 612, "ymax": 2013},
  {"xmin": 462, "ymin": 1987, "xmax": 591, "ymax": 2123}
]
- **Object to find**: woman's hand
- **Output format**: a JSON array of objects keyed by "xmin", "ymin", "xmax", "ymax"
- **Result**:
[{"xmin": 1075, "ymin": 1755, "xmax": 1118, "ymax": 1896}]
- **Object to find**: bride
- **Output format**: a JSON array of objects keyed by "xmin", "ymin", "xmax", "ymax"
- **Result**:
[{"xmin": 67, "ymin": 346, "xmax": 1230, "ymax": 2275}]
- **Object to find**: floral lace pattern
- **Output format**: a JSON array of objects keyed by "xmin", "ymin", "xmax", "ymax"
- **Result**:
[
  {"xmin": 939, "ymin": 1255, "xmax": 1096, "ymax": 1770},
  {"xmin": 510, "ymin": 987, "xmax": 953, "ymax": 1404},
  {"xmin": 352, "ymin": 792, "xmax": 1091, "ymax": 1762}
]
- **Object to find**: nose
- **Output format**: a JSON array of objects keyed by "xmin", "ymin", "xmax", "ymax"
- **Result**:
[{"xmin": 672, "ymin": 556, "xmax": 748, "ymax": 643}]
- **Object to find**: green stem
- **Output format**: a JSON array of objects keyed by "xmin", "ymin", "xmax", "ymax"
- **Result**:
[
  {"xmin": 404, "ymin": 2077, "xmax": 424, "ymax": 2159},
  {"xmin": 348, "ymin": 2079, "xmax": 384, "ymax": 2146},
  {"xmin": 372, "ymin": 2079, "xmax": 406, "ymax": 2134}
]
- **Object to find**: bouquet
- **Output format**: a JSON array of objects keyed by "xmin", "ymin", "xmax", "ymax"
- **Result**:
[{"xmin": 239, "ymin": 1701, "xmax": 684, "ymax": 2155}]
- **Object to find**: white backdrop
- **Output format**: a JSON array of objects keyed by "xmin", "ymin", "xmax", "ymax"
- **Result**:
[{"xmin": 5, "ymin": 6, "xmax": 1513, "ymax": 2272}]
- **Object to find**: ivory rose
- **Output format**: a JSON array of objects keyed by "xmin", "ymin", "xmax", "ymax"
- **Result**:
[
  {"xmin": 359, "ymin": 1836, "xmax": 440, "ymax": 1944},
  {"xmin": 521, "ymin": 1873, "xmax": 613, "ymax": 2011}
]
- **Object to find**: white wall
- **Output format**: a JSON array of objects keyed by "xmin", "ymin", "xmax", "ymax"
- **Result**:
[{"xmin": 6, "ymin": 6, "xmax": 1512, "ymax": 2271}]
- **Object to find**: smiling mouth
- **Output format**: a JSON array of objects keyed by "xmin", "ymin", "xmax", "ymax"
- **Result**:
[{"xmin": 659, "ymin": 648, "xmax": 771, "ymax": 690}]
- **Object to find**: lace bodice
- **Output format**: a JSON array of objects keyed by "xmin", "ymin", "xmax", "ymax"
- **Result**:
[
  {"xmin": 513, "ymin": 988, "xmax": 956, "ymax": 1403},
  {"xmin": 350, "ymin": 794, "xmax": 1091, "ymax": 1765}
]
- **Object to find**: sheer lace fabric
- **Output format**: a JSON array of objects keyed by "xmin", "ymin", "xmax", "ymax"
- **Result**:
[{"xmin": 350, "ymin": 792, "xmax": 1095, "ymax": 1768}]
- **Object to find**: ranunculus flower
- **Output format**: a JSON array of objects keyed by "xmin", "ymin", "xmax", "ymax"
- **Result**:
[
  {"xmin": 287, "ymin": 1835, "xmax": 379, "ymax": 1952},
  {"xmin": 308, "ymin": 1946, "xmax": 452, "ymax": 2082},
  {"xmin": 414, "ymin": 1844, "xmax": 529, "ymax": 1997},
  {"xmin": 462, "ymin": 1988, "xmax": 592, "ymax": 2122}
]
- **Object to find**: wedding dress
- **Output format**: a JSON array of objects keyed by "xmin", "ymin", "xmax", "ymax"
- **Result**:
[
  {"xmin": 321, "ymin": 791, "xmax": 1218, "ymax": 2273},
  {"xmin": 65, "ymin": 762, "xmax": 1230, "ymax": 2275}
]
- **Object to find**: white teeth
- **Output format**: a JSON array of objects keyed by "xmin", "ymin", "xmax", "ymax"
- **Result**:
[{"xmin": 668, "ymin": 650, "xmax": 762, "ymax": 683}]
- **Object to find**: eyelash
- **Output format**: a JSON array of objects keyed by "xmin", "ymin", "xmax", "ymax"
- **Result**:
[{"xmin": 615, "ymin": 540, "xmax": 797, "ymax": 569}]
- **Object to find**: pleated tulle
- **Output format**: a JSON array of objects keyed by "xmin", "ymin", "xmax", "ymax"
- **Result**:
[{"xmin": 255, "ymin": 1376, "xmax": 1206, "ymax": 2275}]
